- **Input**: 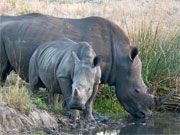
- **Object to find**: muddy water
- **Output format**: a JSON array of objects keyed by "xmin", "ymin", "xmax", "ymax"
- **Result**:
[
  {"xmin": 94, "ymin": 112, "xmax": 180, "ymax": 135},
  {"xmin": 37, "ymin": 112, "xmax": 179, "ymax": 134}
]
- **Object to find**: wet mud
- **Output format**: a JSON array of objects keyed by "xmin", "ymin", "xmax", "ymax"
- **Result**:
[
  {"xmin": 27, "ymin": 113, "xmax": 125, "ymax": 135},
  {"xmin": 29, "ymin": 112, "xmax": 180, "ymax": 135}
]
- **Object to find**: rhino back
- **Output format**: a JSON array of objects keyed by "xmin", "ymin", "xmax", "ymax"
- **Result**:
[
  {"xmin": 1, "ymin": 18, "xmax": 61, "ymax": 81},
  {"xmin": 2, "ymin": 14, "xmax": 130, "ymax": 84},
  {"xmin": 32, "ymin": 38, "xmax": 78, "ymax": 92},
  {"xmin": 0, "ymin": 13, "xmax": 45, "ymax": 24}
]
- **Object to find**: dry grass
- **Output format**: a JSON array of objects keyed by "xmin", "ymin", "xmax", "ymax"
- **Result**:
[
  {"xmin": 0, "ymin": 75, "xmax": 31, "ymax": 113},
  {"xmin": 1, "ymin": 0, "xmax": 180, "ymax": 29}
]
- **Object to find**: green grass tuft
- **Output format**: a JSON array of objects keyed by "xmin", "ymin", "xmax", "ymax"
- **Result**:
[
  {"xmin": 94, "ymin": 85, "xmax": 126, "ymax": 114},
  {"xmin": 33, "ymin": 98, "xmax": 48, "ymax": 110},
  {"xmin": 126, "ymin": 20, "xmax": 180, "ymax": 92}
]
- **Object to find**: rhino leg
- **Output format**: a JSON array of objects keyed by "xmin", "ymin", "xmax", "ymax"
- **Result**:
[
  {"xmin": 29, "ymin": 74, "xmax": 41, "ymax": 95},
  {"xmin": 0, "ymin": 61, "xmax": 12, "ymax": 87},
  {"xmin": 58, "ymin": 78, "xmax": 80, "ymax": 120},
  {"xmin": 83, "ymin": 84, "xmax": 99, "ymax": 122},
  {"xmin": 53, "ymin": 93, "xmax": 59, "ymax": 109},
  {"xmin": 0, "ymin": 35, "xmax": 13, "ymax": 88},
  {"xmin": 47, "ymin": 91, "xmax": 53, "ymax": 104},
  {"xmin": 29, "ymin": 59, "xmax": 42, "ymax": 95},
  {"xmin": 47, "ymin": 91, "xmax": 60, "ymax": 111},
  {"xmin": 47, "ymin": 92, "xmax": 59, "ymax": 110},
  {"xmin": 0, "ymin": 44, "xmax": 12, "ymax": 88}
]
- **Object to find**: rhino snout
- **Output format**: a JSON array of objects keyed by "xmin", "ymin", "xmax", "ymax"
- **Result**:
[
  {"xmin": 69, "ymin": 89, "xmax": 86, "ymax": 110},
  {"xmin": 135, "ymin": 110, "xmax": 152, "ymax": 118},
  {"xmin": 69, "ymin": 101, "xmax": 85, "ymax": 110},
  {"xmin": 69, "ymin": 104, "xmax": 85, "ymax": 110}
]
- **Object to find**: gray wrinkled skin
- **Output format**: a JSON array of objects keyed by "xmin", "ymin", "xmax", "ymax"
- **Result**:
[
  {"xmin": 29, "ymin": 38, "xmax": 101, "ymax": 121},
  {"xmin": 0, "ymin": 13, "xmax": 174, "ymax": 118}
]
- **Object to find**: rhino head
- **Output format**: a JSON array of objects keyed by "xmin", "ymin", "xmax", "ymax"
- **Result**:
[
  {"xmin": 69, "ymin": 51, "xmax": 101, "ymax": 110},
  {"xmin": 115, "ymin": 46, "xmax": 175, "ymax": 118}
]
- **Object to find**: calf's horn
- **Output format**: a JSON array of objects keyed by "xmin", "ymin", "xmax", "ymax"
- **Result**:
[
  {"xmin": 154, "ymin": 88, "xmax": 175, "ymax": 107},
  {"xmin": 74, "ymin": 88, "xmax": 79, "ymax": 97}
]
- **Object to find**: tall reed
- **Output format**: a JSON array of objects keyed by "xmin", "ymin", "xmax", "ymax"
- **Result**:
[{"xmin": 125, "ymin": 20, "xmax": 180, "ymax": 110}]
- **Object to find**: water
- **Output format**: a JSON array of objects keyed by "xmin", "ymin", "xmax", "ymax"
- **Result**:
[{"xmin": 95, "ymin": 112, "xmax": 180, "ymax": 135}]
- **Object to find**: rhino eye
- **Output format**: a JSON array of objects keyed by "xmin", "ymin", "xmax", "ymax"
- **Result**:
[
  {"xmin": 88, "ymin": 88, "xmax": 91, "ymax": 91},
  {"xmin": 135, "ymin": 89, "xmax": 139, "ymax": 93}
]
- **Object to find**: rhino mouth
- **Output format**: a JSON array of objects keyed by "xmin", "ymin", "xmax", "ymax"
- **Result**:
[
  {"xmin": 135, "ymin": 111, "xmax": 145, "ymax": 118},
  {"xmin": 69, "ymin": 104, "xmax": 85, "ymax": 110},
  {"xmin": 135, "ymin": 110, "xmax": 152, "ymax": 118}
]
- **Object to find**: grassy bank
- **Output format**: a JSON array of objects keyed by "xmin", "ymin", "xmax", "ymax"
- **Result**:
[{"xmin": 0, "ymin": 0, "xmax": 180, "ymax": 114}]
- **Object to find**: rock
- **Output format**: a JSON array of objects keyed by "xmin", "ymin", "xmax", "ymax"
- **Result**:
[
  {"xmin": 29, "ymin": 108, "xmax": 58, "ymax": 128},
  {"xmin": 0, "ymin": 105, "xmax": 24, "ymax": 134},
  {"xmin": 0, "ymin": 103, "xmax": 58, "ymax": 134},
  {"xmin": 0, "ymin": 97, "xmax": 126, "ymax": 134}
]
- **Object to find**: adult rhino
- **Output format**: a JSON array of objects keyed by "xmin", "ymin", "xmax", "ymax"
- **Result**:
[
  {"xmin": 29, "ymin": 38, "xmax": 101, "ymax": 121},
  {"xmin": 0, "ymin": 13, "xmax": 174, "ymax": 118}
]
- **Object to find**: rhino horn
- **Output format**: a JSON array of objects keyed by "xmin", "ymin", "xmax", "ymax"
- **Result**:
[
  {"xmin": 154, "ymin": 88, "xmax": 175, "ymax": 107},
  {"xmin": 74, "ymin": 88, "xmax": 79, "ymax": 97},
  {"xmin": 147, "ymin": 86, "xmax": 156, "ymax": 94}
]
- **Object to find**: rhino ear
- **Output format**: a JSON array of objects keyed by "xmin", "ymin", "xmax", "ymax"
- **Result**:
[
  {"xmin": 72, "ymin": 51, "xmax": 80, "ymax": 63},
  {"xmin": 129, "ymin": 46, "xmax": 138, "ymax": 61},
  {"xmin": 93, "ymin": 56, "xmax": 102, "ymax": 67}
]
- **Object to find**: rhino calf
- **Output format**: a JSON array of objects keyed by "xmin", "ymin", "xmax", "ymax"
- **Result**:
[{"xmin": 29, "ymin": 38, "xmax": 101, "ymax": 121}]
